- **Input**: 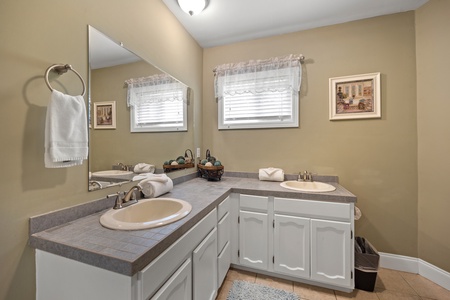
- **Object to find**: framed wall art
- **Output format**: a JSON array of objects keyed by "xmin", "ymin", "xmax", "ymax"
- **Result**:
[
  {"xmin": 329, "ymin": 72, "xmax": 381, "ymax": 120},
  {"xmin": 93, "ymin": 101, "xmax": 116, "ymax": 129}
]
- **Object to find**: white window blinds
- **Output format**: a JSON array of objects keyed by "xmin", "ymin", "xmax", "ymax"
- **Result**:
[
  {"xmin": 126, "ymin": 74, "xmax": 188, "ymax": 132},
  {"xmin": 214, "ymin": 54, "xmax": 303, "ymax": 129}
]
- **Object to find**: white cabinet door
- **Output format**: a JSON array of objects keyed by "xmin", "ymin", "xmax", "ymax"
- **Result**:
[
  {"xmin": 151, "ymin": 258, "xmax": 192, "ymax": 300},
  {"xmin": 217, "ymin": 241, "xmax": 231, "ymax": 287},
  {"xmin": 273, "ymin": 214, "xmax": 310, "ymax": 278},
  {"xmin": 239, "ymin": 210, "xmax": 269, "ymax": 270},
  {"xmin": 310, "ymin": 219, "xmax": 352, "ymax": 287},
  {"xmin": 193, "ymin": 228, "xmax": 218, "ymax": 300}
]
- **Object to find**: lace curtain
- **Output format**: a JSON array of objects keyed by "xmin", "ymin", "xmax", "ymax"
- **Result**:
[
  {"xmin": 125, "ymin": 73, "xmax": 188, "ymax": 107},
  {"xmin": 213, "ymin": 54, "xmax": 303, "ymax": 101}
]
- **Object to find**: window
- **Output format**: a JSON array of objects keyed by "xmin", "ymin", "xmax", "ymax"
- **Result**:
[
  {"xmin": 126, "ymin": 74, "xmax": 188, "ymax": 132},
  {"xmin": 214, "ymin": 54, "xmax": 303, "ymax": 130}
]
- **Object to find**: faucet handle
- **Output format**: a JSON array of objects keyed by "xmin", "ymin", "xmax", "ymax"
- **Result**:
[
  {"xmin": 111, "ymin": 192, "xmax": 124, "ymax": 209},
  {"xmin": 305, "ymin": 171, "xmax": 313, "ymax": 181}
]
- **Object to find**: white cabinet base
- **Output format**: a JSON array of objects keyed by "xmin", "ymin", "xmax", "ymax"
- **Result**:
[
  {"xmin": 235, "ymin": 194, "xmax": 354, "ymax": 292},
  {"xmin": 36, "ymin": 250, "xmax": 137, "ymax": 300}
]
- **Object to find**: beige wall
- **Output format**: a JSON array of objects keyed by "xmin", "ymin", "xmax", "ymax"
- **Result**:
[
  {"xmin": 203, "ymin": 12, "xmax": 419, "ymax": 261},
  {"xmin": 0, "ymin": 0, "xmax": 203, "ymax": 299},
  {"xmin": 416, "ymin": 0, "xmax": 450, "ymax": 272},
  {"xmin": 0, "ymin": 0, "xmax": 448, "ymax": 299},
  {"xmin": 91, "ymin": 61, "xmax": 195, "ymax": 172}
]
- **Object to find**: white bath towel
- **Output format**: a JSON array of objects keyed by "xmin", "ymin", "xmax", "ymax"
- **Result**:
[
  {"xmin": 133, "ymin": 163, "xmax": 155, "ymax": 174},
  {"xmin": 138, "ymin": 174, "xmax": 173, "ymax": 198},
  {"xmin": 258, "ymin": 167, "xmax": 285, "ymax": 182},
  {"xmin": 44, "ymin": 90, "xmax": 88, "ymax": 168}
]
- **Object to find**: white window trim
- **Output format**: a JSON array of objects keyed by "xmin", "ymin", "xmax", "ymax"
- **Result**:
[{"xmin": 214, "ymin": 54, "xmax": 302, "ymax": 130}]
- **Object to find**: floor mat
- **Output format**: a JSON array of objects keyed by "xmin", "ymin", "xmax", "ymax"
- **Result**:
[{"xmin": 227, "ymin": 280, "xmax": 299, "ymax": 300}]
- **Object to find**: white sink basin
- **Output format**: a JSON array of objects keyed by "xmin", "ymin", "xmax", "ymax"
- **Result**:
[
  {"xmin": 100, "ymin": 198, "xmax": 192, "ymax": 230},
  {"xmin": 92, "ymin": 170, "xmax": 133, "ymax": 178},
  {"xmin": 280, "ymin": 181, "xmax": 336, "ymax": 193}
]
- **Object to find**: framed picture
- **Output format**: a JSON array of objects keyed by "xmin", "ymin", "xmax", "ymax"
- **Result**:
[
  {"xmin": 329, "ymin": 72, "xmax": 381, "ymax": 120},
  {"xmin": 93, "ymin": 101, "xmax": 116, "ymax": 129}
]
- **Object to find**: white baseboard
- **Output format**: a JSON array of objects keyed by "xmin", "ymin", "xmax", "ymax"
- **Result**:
[
  {"xmin": 379, "ymin": 252, "xmax": 450, "ymax": 291},
  {"xmin": 379, "ymin": 252, "xmax": 419, "ymax": 273}
]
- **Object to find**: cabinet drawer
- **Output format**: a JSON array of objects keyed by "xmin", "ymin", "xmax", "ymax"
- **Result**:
[
  {"xmin": 240, "ymin": 194, "xmax": 268, "ymax": 212},
  {"xmin": 218, "ymin": 197, "xmax": 230, "ymax": 221},
  {"xmin": 274, "ymin": 198, "xmax": 352, "ymax": 222},
  {"xmin": 218, "ymin": 212, "xmax": 230, "ymax": 254},
  {"xmin": 217, "ymin": 241, "xmax": 231, "ymax": 287}
]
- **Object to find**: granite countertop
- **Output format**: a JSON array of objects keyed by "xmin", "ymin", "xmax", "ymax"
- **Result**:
[{"xmin": 29, "ymin": 175, "xmax": 356, "ymax": 276}]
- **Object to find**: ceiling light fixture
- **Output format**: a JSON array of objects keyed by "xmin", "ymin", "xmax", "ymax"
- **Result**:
[{"xmin": 177, "ymin": 0, "xmax": 209, "ymax": 16}]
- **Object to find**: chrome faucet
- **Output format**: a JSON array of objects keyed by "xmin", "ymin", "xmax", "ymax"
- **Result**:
[
  {"xmin": 89, "ymin": 180, "xmax": 102, "ymax": 191},
  {"xmin": 113, "ymin": 185, "xmax": 142, "ymax": 209},
  {"xmin": 298, "ymin": 170, "xmax": 313, "ymax": 182},
  {"xmin": 117, "ymin": 162, "xmax": 127, "ymax": 171}
]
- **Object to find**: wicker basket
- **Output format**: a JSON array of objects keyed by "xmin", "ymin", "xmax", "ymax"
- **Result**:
[
  {"xmin": 163, "ymin": 149, "xmax": 195, "ymax": 173},
  {"xmin": 198, "ymin": 164, "xmax": 224, "ymax": 181},
  {"xmin": 163, "ymin": 163, "xmax": 194, "ymax": 173}
]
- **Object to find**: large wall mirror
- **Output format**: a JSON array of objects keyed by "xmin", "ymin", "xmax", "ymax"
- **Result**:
[{"xmin": 88, "ymin": 26, "xmax": 195, "ymax": 191}]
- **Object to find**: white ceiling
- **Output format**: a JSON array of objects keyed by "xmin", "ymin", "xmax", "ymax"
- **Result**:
[{"xmin": 162, "ymin": 0, "xmax": 428, "ymax": 48}]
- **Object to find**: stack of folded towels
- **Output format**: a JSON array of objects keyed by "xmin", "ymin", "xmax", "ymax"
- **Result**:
[
  {"xmin": 138, "ymin": 174, "xmax": 173, "ymax": 198},
  {"xmin": 258, "ymin": 167, "xmax": 285, "ymax": 182}
]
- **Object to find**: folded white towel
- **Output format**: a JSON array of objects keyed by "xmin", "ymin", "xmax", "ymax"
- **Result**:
[
  {"xmin": 138, "ymin": 174, "xmax": 173, "ymax": 198},
  {"xmin": 44, "ymin": 90, "xmax": 88, "ymax": 168},
  {"xmin": 258, "ymin": 167, "xmax": 285, "ymax": 182},
  {"xmin": 133, "ymin": 173, "xmax": 168, "ymax": 181},
  {"xmin": 133, "ymin": 163, "xmax": 155, "ymax": 174}
]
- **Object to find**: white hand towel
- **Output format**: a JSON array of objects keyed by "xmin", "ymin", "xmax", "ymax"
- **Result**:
[
  {"xmin": 258, "ymin": 167, "xmax": 285, "ymax": 182},
  {"xmin": 133, "ymin": 163, "xmax": 155, "ymax": 174},
  {"xmin": 138, "ymin": 174, "xmax": 173, "ymax": 198},
  {"xmin": 44, "ymin": 90, "xmax": 88, "ymax": 168}
]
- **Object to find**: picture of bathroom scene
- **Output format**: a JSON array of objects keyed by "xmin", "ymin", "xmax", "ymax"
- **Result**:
[{"xmin": 335, "ymin": 78, "xmax": 374, "ymax": 114}]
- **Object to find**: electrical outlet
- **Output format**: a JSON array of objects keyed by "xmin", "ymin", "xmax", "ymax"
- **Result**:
[{"xmin": 196, "ymin": 148, "xmax": 201, "ymax": 158}]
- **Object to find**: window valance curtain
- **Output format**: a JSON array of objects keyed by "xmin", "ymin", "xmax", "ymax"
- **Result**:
[
  {"xmin": 213, "ymin": 54, "xmax": 303, "ymax": 102},
  {"xmin": 125, "ymin": 73, "xmax": 188, "ymax": 107}
]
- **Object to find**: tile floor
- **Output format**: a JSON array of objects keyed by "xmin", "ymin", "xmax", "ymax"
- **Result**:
[{"xmin": 216, "ymin": 268, "xmax": 450, "ymax": 300}]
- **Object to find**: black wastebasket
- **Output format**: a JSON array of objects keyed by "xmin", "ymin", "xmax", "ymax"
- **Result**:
[{"xmin": 355, "ymin": 236, "xmax": 380, "ymax": 292}]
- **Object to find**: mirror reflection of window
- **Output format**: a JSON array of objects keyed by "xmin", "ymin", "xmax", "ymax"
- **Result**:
[
  {"xmin": 126, "ymin": 74, "xmax": 188, "ymax": 132},
  {"xmin": 88, "ymin": 26, "xmax": 194, "ymax": 192}
]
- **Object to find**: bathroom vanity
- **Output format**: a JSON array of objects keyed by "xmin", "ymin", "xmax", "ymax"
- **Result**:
[{"xmin": 30, "ymin": 175, "xmax": 356, "ymax": 300}]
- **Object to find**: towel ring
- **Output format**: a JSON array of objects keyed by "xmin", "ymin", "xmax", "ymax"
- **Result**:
[{"xmin": 45, "ymin": 64, "xmax": 86, "ymax": 96}]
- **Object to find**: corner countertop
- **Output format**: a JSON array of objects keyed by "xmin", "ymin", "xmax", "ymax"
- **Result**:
[{"xmin": 29, "ymin": 175, "xmax": 356, "ymax": 276}]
